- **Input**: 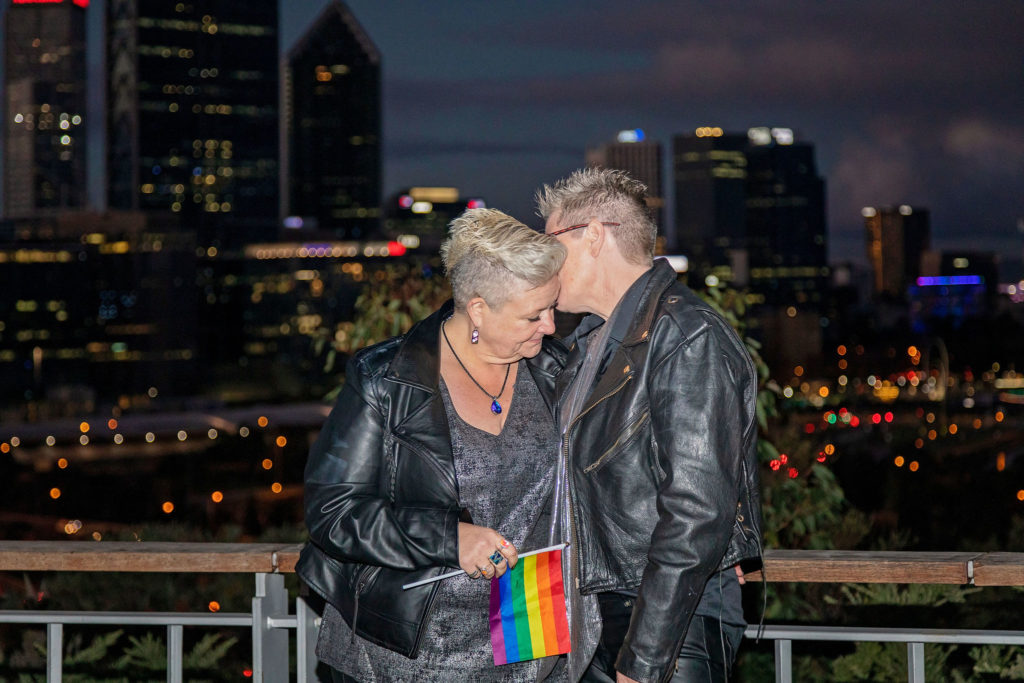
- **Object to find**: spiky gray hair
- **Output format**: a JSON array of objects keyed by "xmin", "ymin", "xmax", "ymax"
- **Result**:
[{"xmin": 536, "ymin": 167, "xmax": 656, "ymax": 266}]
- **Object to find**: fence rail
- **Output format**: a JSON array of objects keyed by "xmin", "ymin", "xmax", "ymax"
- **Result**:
[{"xmin": 2, "ymin": 543, "xmax": 1023, "ymax": 682}]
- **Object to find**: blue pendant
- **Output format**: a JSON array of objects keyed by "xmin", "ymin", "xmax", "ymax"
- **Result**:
[{"xmin": 491, "ymin": 399, "xmax": 502, "ymax": 414}]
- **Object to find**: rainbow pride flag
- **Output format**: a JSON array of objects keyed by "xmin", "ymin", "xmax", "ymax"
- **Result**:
[{"xmin": 489, "ymin": 547, "xmax": 571, "ymax": 665}]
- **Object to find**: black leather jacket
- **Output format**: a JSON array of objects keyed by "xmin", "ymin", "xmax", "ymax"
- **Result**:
[
  {"xmin": 295, "ymin": 301, "xmax": 565, "ymax": 657},
  {"xmin": 559, "ymin": 260, "xmax": 763, "ymax": 683}
]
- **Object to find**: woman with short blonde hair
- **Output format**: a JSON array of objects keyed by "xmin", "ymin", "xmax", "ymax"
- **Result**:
[{"xmin": 299, "ymin": 208, "xmax": 569, "ymax": 681}]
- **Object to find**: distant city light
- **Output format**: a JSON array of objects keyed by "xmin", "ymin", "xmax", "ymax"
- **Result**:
[
  {"xmin": 916, "ymin": 275, "xmax": 983, "ymax": 286},
  {"xmin": 398, "ymin": 194, "xmax": 414, "ymax": 208},
  {"xmin": 659, "ymin": 255, "xmax": 688, "ymax": 273},
  {"xmin": 861, "ymin": 207, "xmax": 877, "ymax": 218},
  {"xmin": 768, "ymin": 128, "xmax": 793, "ymax": 145},
  {"xmin": 748, "ymin": 127, "xmax": 772, "ymax": 145},
  {"xmin": 899, "ymin": 204, "xmax": 913, "ymax": 215},
  {"xmin": 696, "ymin": 126, "xmax": 724, "ymax": 138},
  {"xmin": 617, "ymin": 129, "xmax": 645, "ymax": 143},
  {"xmin": 283, "ymin": 216, "xmax": 304, "ymax": 229},
  {"xmin": 410, "ymin": 201, "xmax": 433, "ymax": 214},
  {"xmin": 466, "ymin": 198, "xmax": 487, "ymax": 209}
]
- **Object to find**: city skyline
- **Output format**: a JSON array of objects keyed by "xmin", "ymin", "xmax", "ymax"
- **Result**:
[{"xmin": 2, "ymin": 0, "xmax": 1022, "ymax": 268}]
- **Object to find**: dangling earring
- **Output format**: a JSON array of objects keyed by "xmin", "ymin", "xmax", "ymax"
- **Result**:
[{"xmin": 471, "ymin": 328, "xmax": 480, "ymax": 344}]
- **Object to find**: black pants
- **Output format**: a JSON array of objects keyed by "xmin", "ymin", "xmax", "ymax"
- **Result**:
[{"xmin": 582, "ymin": 593, "xmax": 744, "ymax": 682}]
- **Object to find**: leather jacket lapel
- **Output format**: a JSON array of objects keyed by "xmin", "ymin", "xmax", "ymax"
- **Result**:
[{"xmin": 384, "ymin": 301, "xmax": 458, "ymax": 498}]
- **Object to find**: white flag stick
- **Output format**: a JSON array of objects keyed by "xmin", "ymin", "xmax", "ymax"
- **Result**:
[{"xmin": 401, "ymin": 542, "xmax": 568, "ymax": 590}]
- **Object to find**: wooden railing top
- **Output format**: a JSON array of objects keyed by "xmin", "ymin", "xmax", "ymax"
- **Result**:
[{"xmin": 1, "ymin": 543, "xmax": 1022, "ymax": 586}]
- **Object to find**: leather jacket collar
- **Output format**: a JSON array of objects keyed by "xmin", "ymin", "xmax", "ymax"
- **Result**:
[
  {"xmin": 385, "ymin": 299, "xmax": 453, "ymax": 391},
  {"xmin": 620, "ymin": 258, "xmax": 679, "ymax": 347}
]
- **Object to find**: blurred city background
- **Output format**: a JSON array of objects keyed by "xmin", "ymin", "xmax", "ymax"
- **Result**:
[{"xmin": 0, "ymin": 0, "xmax": 1023, "ymax": 678}]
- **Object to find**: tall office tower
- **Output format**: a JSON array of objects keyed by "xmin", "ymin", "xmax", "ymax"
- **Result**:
[
  {"xmin": 864, "ymin": 205, "xmax": 931, "ymax": 298},
  {"xmin": 3, "ymin": 0, "xmax": 88, "ymax": 218},
  {"xmin": 586, "ymin": 130, "xmax": 665, "ymax": 245},
  {"xmin": 744, "ymin": 127, "xmax": 828, "ymax": 307},
  {"xmin": 106, "ymin": 0, "xmax": 279, "ymax": 247},
  {"xmin": 672, "ymin": 127, "xmax": 749, "ymax": 282},
  {"xmin": 673, "ymin": 126, "xmax": 827, "ymax": 306},
  {"xmin": 285, "ymin": 0, "xmax": 381, "ymax": 240}
]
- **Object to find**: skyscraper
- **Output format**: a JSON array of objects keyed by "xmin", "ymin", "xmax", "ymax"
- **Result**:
[
  {"xmin": 284, "ymin": 0, "xmax": 381, "ymax": 240},
  {"xmin": 673, "ymin": 126, "xmax": 828, "ymax": 308},
  {"xmin": 586, "ymin": 130, "xmax": 664, "ymax": 243},
  {"xmin": 672, "ymin": 127, "xmax": 748, "ymax": 279},
  {"xmin": 106, "ymin": 0, "xmax": 279, "ymax": 247},
  {"xmin": 744, "ymin": 128, "xmax": 828, "ymax": 307},
  {"xmin": 864, "ymin": 205, "xmax": 931, "ymax": 298},
  {"xmin": 3, "ymin": 0, "xmax": 88, "ymax": 218}
]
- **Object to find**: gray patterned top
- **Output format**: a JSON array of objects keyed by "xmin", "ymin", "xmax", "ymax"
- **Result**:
[{"xmin": 316, "ymin": 361, "xmax": 564, "ymax": 682}]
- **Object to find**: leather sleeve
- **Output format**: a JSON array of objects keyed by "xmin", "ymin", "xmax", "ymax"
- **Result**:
[
  {"xmin": 615, "ymin": 318, "xmax": 754, "ymax": 683},
  {"xmin": 303, "ymin": 355, "xmax": 461, "ymax": 571}
]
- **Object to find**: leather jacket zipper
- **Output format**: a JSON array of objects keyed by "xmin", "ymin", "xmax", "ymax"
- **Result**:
[
  {"xmin": 350, "ymin": 565, "xmax": 381, "ymax": 643},
  {"xmin": 561, "ymin": 430, "xmax": 583, "ymax": 592},
  {"xmin": 583, "ymin": 411, "xmax": 649, "ymax": 473},
  {"xmin": 564, "ymin": 372, "xmax": 635, "ymax": 588}
]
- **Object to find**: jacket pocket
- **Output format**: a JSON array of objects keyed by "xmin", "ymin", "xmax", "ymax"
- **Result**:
[
  {"xmin": 583, "ymin": 411, "xmax": 650, "ymax": 474},
  {"xmin": 350, "ymin": 564, "xmax": 382, "ymax": 642}
]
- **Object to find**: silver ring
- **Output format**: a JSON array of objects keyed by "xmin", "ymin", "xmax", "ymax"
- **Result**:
[{"xmin": 468, "ymin": 568, "xmax": 482, "ymax": 579}]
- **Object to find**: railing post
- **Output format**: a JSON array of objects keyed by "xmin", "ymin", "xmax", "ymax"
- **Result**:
[
  {"xmin": 775, "ymin": 638, "xmax": 792, "ymax": 683},
  {"xmin": 907, "ymin": 642, "xmax": 925, "ymax": 683},
  {"xmin": 252, "ymin": 573, "xmax": 289, "ymax": 683},
  {"xmin": 47, "ymin": 623, "xmax": 62, "ymax": 682},
  {"xmin": 167, "ymin": 624, "xmax": 183, "ymax": 683},
  {"xmin": 296, "ymin": 597, "xmax": 319, "ymax": 683}
]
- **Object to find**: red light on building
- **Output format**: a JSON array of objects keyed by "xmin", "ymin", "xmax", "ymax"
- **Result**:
[
  {"xmin": 398, "ymin": 194, "xmax": 413, "ymax": 208},
  {"xmin": 466, "ymin": 198, "xmax": 486, "ymax": 209},
  {"xmin": 871, "ymin": 413, "xmax": 882, "ymax": 424},
  {"xmin": 884, "ymin": 412, "xmax": 894, "ymax": 423},
  {"xmin": 803, "ymin": 423, "xmax": 815, "ymax": 434},
  {"xmin": 387, "ymin": 241, "xmax": 406, "ymax": 256}
]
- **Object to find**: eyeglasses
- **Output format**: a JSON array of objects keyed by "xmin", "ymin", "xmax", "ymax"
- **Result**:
[{"xmin": 548, "ymin": 221, "xmax": 620, "ymax": 238}]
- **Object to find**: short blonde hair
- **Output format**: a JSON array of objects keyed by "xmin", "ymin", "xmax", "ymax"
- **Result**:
[
  {"xmin": 535, "ymin": 167, "xmax": 656, "ymax": 266},
  {"xmin": 441, "ymin": 208, "xmax": 566, "ymax": 309}
]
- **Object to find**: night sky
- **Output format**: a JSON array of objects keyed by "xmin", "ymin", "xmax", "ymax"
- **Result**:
[{"xmin": 15, "ymin": 1, "xmax": 1024, "ymax": 269}]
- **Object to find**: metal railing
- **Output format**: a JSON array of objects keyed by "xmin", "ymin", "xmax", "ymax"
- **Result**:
[{"xmin": 1, "ymin": 543, "xmax": 1023, "ymax": 682}]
